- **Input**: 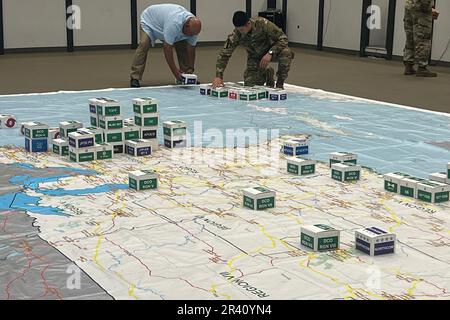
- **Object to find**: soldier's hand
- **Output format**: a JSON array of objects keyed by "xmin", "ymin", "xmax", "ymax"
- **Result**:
[
  {"xmin": 260, "ymin": 53, "xmax": 272, "ymax": 69},
  {"xmin": 212, "ymin": 77, "xmax": 224, "ymax": 88},
  {"xmin": 432, "ymin": 8, "xmax": 440, "ymax": 20}
]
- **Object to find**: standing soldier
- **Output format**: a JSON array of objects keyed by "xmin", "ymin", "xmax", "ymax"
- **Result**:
[
  {"xmin": 403, "ymin": 0, "xmax": 440, "ymax": 77},
  {"xmin": 212, "ymin": 11, "xmax": 294, "ymax": 89}
]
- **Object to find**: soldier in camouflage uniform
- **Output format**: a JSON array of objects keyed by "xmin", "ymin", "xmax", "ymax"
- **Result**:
[
  {"xmin": 403, "ymin": 0, "xmax": 440, "ymax": 77},
  {"xmin": 212, "ymin": 11, "xmax": 294, "ymax": 89}
]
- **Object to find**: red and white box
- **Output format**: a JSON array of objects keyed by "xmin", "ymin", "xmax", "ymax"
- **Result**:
[{"xmin": 0, "ymin": 114, "xmax": 18, "ymax": 129}]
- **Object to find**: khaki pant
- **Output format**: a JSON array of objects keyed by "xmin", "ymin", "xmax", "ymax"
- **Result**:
[{"xmin": 130, "ymin": 25, "xmax": 193, "ymax": 81}]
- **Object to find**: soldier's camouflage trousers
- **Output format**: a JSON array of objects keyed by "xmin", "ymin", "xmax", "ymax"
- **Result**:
[
  {"xmin": 403, "ymin": 7, "xmax": 433, "ymax": 67},
  {"xmin": 244, "ymin": 47, "xmax": 295, "ymax": 87}
]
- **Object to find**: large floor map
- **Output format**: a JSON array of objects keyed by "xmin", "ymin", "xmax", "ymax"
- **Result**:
[{"xmin": 1, "ymin": 84, "xmax": 450, "ymax": 300}]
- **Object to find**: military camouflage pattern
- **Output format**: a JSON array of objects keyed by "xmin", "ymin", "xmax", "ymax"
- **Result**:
[
  {"xmin": 404, "ymin": 0, "xmax": 433, "ymax": 67},
  {"xmin": 216, "ymin": 17, "xmax": 294, "ymax": 86}
]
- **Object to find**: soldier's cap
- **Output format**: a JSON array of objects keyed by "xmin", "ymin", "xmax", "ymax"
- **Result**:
[{"xmin": 233, "ymin": 11, "xmax": 249, "ymax": 27}]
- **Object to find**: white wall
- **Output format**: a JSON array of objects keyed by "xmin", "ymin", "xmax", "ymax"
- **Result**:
[
  {"xmin": 322, "ymin": 0, "xmax": 362, "ymax": 51},
  {"xmin": 73, "ymin": 0, "xmax": 131, "ymax": 46},
  {"xmin": 251, "ymin": 0, "xmax": 267, "ymax": 18},
  {"xmin": 287, "ymin": 0, "xmax": 319, "ymax": 45},
  {"xmin": 3, "ymin": 0, "xmax": 66, "ymax": 49},
  {"xmin": 196, "ymin": 0, "xmax": 246, "ymax": 42},
  {"xmin": 431, "ymin": 0, "xmax": 450, "ymax": 62}
]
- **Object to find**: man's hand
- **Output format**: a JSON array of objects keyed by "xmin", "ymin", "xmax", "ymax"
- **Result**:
[
  {"xmin": 173, "ymin": 69, "xmax": 183, "ymax": 81},
  {"xmin": 260, "ymin": 52, "xmax": 272, "ymax": 69},
  {"xmin": 212, "ymin": 77, "xmax": 224, "ymax": 88},
  {"xmin": 432, "ymin": 8, "xmax": 440, "ymax": 20}
]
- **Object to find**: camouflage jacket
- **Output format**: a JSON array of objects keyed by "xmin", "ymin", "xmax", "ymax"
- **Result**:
[
  {"xmin": 215, "ymin": 17, "xmax": 289, "ymax": 78},
  {"xmin": 405, "ymin": 0, "xmax": 433, "ymax": 12}
]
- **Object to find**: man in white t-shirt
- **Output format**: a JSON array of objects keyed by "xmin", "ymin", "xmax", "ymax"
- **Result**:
[{"xmin": 130, "ymin": 4, "xmax": 202, "ymax": 87}]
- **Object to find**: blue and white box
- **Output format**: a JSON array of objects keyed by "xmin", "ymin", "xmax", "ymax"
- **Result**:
[
  {"xmin": 68, "ymin": 131, "xmax": 95, "ymax": 149},
  {"xmin": 268, "ymin": 89, "xmax": 287, "ymax": 101},
  {"xmin": 355, "ymin": 227, "xmax": 396, "ymax": 256},
  {"xmin": 125, "ymin": 139, "xmax": 152, "ymax": 157},
  {"xmin": 282, "ymin": 139, "xmax": 309, "ymax": 156},
  {"xmin": 200, "ymin": 85, "xmax": 212, "ymax": 96},
  {"xmin": 181, "ymin": 74, "xmax": 197, "ymax": 85},
  {"xmin": 25, "ymin": 137, "xmax": 48, "ymax": 153}
]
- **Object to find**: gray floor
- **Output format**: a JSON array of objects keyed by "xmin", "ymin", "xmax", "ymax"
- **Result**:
[{"xmin": 0, "ymin": 46, "xmax": 449, "ymax": 113}]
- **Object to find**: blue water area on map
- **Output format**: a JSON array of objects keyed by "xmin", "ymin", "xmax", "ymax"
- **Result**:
[
  {"xmin": 1, "ymin": 164, "xmax": 129, "ymax": 216},
  {"xmin": 0, "ymin": 192, "xmax": 67, "ymax": 216},
  {"xmin": 1, "ymin": 86, "xmax": 450, "ymax": 177}
]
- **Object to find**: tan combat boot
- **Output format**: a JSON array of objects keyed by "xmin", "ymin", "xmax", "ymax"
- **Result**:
[
  {"xmin": 416, "ymin": 66, "xmax": 437, "ymax": 77},
  {"xmin": 403, "ymin": 62, "xmax": 416, "ymax": 75}
]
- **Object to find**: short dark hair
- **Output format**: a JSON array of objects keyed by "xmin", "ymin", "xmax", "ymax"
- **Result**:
[{"xmin": 233, "ymin": 11, "xmax": 249, "ymax": 27}]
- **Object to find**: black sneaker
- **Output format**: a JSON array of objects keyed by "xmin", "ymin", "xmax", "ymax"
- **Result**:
[{"xmin": 130, "ymin": 79, "xmax": 141, "ymax": 88}]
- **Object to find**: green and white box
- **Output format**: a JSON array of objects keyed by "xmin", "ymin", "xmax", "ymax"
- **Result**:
[
  {"xmin": 129, "ymin": 170, "xmax": 158, "ymax": 191},
  {"xmin": 383, "ymin": 172, "xmax": 411, "ymax": 193},
  {"xmin": 59, "ymin": 121, "xmax": 82, "ymax": 138},
  {"xmin": 399, "ymin": 176, "xmax": 426, "ymax": 198},
  {"xmin": 20, "ymin": 122, "xmax": 35, "ymax": 136},
  {"xmin": 134, "ymin": 112, "xmax": 159, "ymax": 127},
  {"xmin": 133, "ymin": 97, "xmax": 158, "ymax": 114},
  {"xmin": 243, "ymin": 187, "xmax": 276, "ymax": 211},
  {"xmin": 429, "ymin": 172, "xmax": 448, "ymax": 184},
  {"xmin": 78, "ymin": 127, "xmax": 103, "ymax": 144},
  {"xmin": 95, "ymin": 143, "xmax": 113, "ymax": 160},
  {"xmin": 286, "ymin": 157, "xmax": 316, "ymax": 175},
  {"xmin": 301, "ymin": 224, "xmax": 340, "ymax": 252},
  {"xmin": 98, "ymin": 115, "xmax": 123, "ymax": 130},
  {"xmin": 329, "ymin": 152, "xmax": 357, "ymax": 167},
  {"xmin": 52, "ymin": 139, "xmax": 69, "ymax": 156},
  {"xmin": 253, "ymin": 86, "xmax": 269, "ymax": 99},
  {"xmin": 103, "ymin": 129, "xmax": 123, "ymax": 143},
  {"xmin": 163, "ymin": 120, "xmax": 186, "ymax": 138},
  {"xmin": 211, "ymin": 87, "xmax": 228, "ymax": 98},
  {"xmin": 123, "ymin": 123, "xmax": 141, "ymax": 141},
  {"xmin": 417, "ymin": 180, "xmax": 450, "ymax": 203},
  {"xmin": 331, "ymin": 163, "xmax": 361, "ymax": 182},
  {"xmin": 96, "ymin": 98, "xmax": 121, "ymax": 116},
  {"xmin": 24, "ymin": 122, "xmax": 49, "ymax": 139},
  {"xmin": 69, "ymin": 146, "xmax": 95, "ymax": 162},
  {"xmin": 239, "ymin": 90, "xmax": 258, "ymax": 101}
]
